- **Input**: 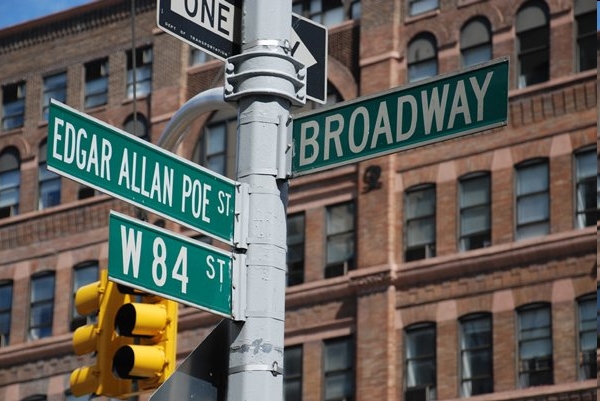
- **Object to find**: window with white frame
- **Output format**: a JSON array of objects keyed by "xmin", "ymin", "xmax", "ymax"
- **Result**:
[
  {"xmin": 42, "ymin": 71, "xmax": 67, "ymax": 120},
  {"xmin": 460, "ymin": 17, "xmax": 492, "ymax": 68},
  {"xmin": 284, "ymin": 345, "xmax": 303, "ymax": 401},
  {"xmin": 517, "ymin": 303, "xmax": 553, "ymax": 387},
  {"xmin": 405, "ymin": 322, "xmax": 436, "ymax": 401},
  {"xmin": 2, "ymin": 81, "xmax": 26, "ymax": 130},
  {"xmin": 574, "ymin": 148, "xmax": 597, "ymax": 228},
  {"xmin": 286, "ymin": 213, "xmax": 305, "ymax": 286},
  {"xmin": 515, "ymin": 160, "xmax": 549, "ymax": 240},
  {"xmin": 407, "ymin": 33, "xmax": 438, "ymax": 83},
  {"xmin": 325, "ymin": 202, "xmax": 355, "ymax": 278},
  {"xmin": 29, "ymin": 271, "xmax": 55, "ymax": 340},
  {"xmin": 0, "ymin": 147, "xmax": 20, "ymax": 218},
  {"xmin": 459, "ymin": 313, "xmax": 493, "ymax": 397},
  {"xmin": 84, "ymin": 58, "xmax": 109, "ymax": 109},
  {"xmin": 70, "ymin": 262, "xmax": 99, "ymax": 332},
  {"xmin": 126, "ymin": 46, "xmax": 152, "ymax": 99},
  {"xmin": 0, "ymin": 281, "xmax": 12, "ymax": 347},
  {"xmin": 323, "ymin": 337, "xmax": 354, "ymax": 401},
  {"xmin": 516, "ymin": 1, "xmax": 549, "ymax": 88},
  {"xmin": 459, "ymin": 172, "xmax": 491, "ymax": 251},
  {"xmin": 405, "ymin": 184, "xmax": 436, "ymax": 261},
  {"xmin": 574, "ymin": 0, "xmax": 596, "ymax": 72},
  {"xmin": 577, "ymin": 293, "xmax": 596, "ymax": 380},
  {"xmin": 38, "ymin": 140, "xmax": 61, "ymax": 210}
]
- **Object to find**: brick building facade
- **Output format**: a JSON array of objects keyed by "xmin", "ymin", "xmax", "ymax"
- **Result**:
[{"xmin": 0, "ymin": 1, "xmax": 597, "ymax": 401}]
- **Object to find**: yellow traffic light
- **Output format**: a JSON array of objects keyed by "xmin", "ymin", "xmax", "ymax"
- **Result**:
[
  {"xmin": 112, "ymin": 294, "xmax": 178, "ymax": 392},
  {"xmin": 69, "ymin": 270, "xmax": 133, "ymax": 399}
]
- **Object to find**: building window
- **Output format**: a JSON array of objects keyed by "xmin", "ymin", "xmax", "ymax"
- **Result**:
[
  {"xmin": 459, "ymin": 313, "xmax": 493, "ymax": 396},
  {"xmin": 0, "ymin": 147, "xmax": 20, "ymax": 218},
  {"xmin": 515, "ymin": 160, "xmax": 549, "ymax": 240},
  {"xmin": 292, "ymin": 0, "xmax": 360, "ymax": 27},
  {"xmin": 38, "ymin": 140, "xmax": 61, "ymax": 210},
  {"xmin": 577, "ymin": 294, "xmax": 596, "ymax": 380},
  {"xmin": 2, "ymin": 81, "xmax": 25, "ymax": 130},
  {"xmin": 203, "ymin": 122, "xmax": 227, "ymax": 175},
  {"xmin": 516, "ymin": 1, "xmax": 549, "ymax": 88},
  {"xmin": 517, "ymin": 303, "xmax": 553, "ymax": 387},
  {"xmin": 405, "ymin": 322, "xmax": 436, "ymax": 401},
  {"xmin": 0, "ymin": 281, "xmax": 13, "ymax": 347},
  {"xmin": 71, "ymin": 262, "xmax": 99, "ymax": 332},
  {"xmin": 42, "ymin": 71, "xmax": 67, "ymax": 120},
  {"xmin": 408, "ymin": 0, "xmax": 439, "ymax": 16},
  {"xmin": 324, "ymin": 337, "xmax": 354, "ymax": 401},
  {"xmin": 123, "ymin": 113, "xmax": 149, "ymax": 142},
  {"xmin": 459, "ymin": 173, "xmax": 491, "ymax": 251},
  {"xmin": 405, "ymin": 184, "xmax": 436, "ymax": 261},
  {"xmin": 574, "ymin": 148, "xmax": 597, "ymax": 228},
  {"xmin": 126, "ymin": 46, "xmax": 152, "ymax": 99},
  {"xmin": 29, "ymin": 271, "xmax": 55, "ymax": 340},
  {"xmin": 287, "ymin": 213, "xmax": 305, "ymax": 286},
  {"xmin": 84, "ymin": 58, "xmax": 109, "ymax": 109},
  {"xmin": 408, "ymin": 33, "xmax": 438, "ymax": 82},
  {"xmin": 574, "ymin": 0, "xmax": 595, "ymax": 72},
  {"xmin": 284, "ymin": 345, "xmax": 303, "ymax": 401},
  {"xmin": 460, "ymin": 18, "xmax": 492, "ymax": 68},
  {"xmin": 325, "ymin": 202, "xmax": 355, "ymax": 278}
]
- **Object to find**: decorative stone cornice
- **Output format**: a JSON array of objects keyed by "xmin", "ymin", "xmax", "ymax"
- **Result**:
[{"xmin": 0, "ymin": 0, "xmax": 155, "ymax": 55}]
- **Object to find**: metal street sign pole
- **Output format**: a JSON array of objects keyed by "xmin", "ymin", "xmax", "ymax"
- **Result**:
[
  {"xmin": 223, "ymin": 1, "xmax": 304, "ymax": 400},
  {"xmin": 292, "ymin": 57, "xmax": 509, "ymax": 176}
]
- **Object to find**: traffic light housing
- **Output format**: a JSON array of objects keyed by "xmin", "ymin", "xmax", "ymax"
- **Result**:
[
  {"xmin": 112, "ymin": 293, "xmax": 178, "ymax": 392},
  {"xmin": 70, "ymin": 270, "xmax": 133, "ymax": 398}
]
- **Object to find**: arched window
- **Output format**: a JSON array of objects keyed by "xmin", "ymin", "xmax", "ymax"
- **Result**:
[
  {"xmin": 0, "ymin": 147, "xmax": 20, "ymax": 218},
  {"xmin": 0, "ymin": 280, "xmax": 13, "ymax": 347},
  {"xmin": 516, "ymin": 0, "xmax": 550, "ymax": 88},
  {"xmin": 38, "ymin": 139, "xmax": 61, "ymax": 210},
  {"xmin": 407, "ymin": 33, "xmax": 437, "ymax": 82},
  {"xmin": 123, "ymin": 113, "xmax": 149, "ymax": 141},
  {"xmin": 405, "ymin": 322, "xmax": 437, "ymax": 401},
  {"xmin": 193, "ymin": 108, "xmax": 236, "ymax": 178},
  {"xmin": 459, "ymin": 313, "xmax": 493, "ymax": 396},
  {"xmin": 458, "ymin": 172, "xmax": 491, "ymax": 251},
  {"xmin": 517, "ymin": 303, "xmax": 553, "ymax": 387},
  {"xmin": 460, "ymin": 17, "xmax": 492, "ymax": 67}
]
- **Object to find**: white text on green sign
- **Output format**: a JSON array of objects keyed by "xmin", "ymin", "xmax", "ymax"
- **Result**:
[
  {"xmin": 292, "ymin": 58, "xmax": 509, "ymax": 175},
  {"xmin": 47, "ymin": 100, "xmax": 239, "ymax": 244},
  {"xmin": 108, "ymin": 211, "xmax": 239, "ymax": 319}
]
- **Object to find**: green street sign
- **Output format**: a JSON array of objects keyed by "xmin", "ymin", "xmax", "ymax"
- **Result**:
[
  {"xmin": 108, "ymin": 211, "xmax": 239, "ymax": 319},
  {"xmin": 47, "ymin": 100, "xmax": 240, "ymax": 245},
  {"xmin": 292, "ymin": 57, "xmax": 509, "ymax": 176}
]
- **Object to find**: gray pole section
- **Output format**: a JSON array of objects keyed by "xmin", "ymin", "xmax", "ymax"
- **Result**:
[{"xmin": 226, "ymin": 1, "xmax": 304, "ymax": 400}]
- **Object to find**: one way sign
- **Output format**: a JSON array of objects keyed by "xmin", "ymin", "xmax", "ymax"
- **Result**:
[{"xmin": 291, "ymin": 13, "xmax": 328, "ymax": 104}]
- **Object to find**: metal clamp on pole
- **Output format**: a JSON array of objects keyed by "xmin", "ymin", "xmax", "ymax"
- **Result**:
[
  {"xmin": 229, "ymin": 362, "xmax": 283, "ymax": 377},
  {"xmin": 223, "ymin": 49, "xmax": 307, "ymax": 106}
]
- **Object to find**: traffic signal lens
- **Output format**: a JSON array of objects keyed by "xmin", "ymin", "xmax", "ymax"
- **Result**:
[
  {"xmin": 115, "ymin": 302, "xmax": 167, "ymax": 337},
  {"xmin": 72, "ymin": 324, "xmax": 97, "ymax": 355},
  {"xmin": 70, "ymin": 366, "xmax": 98, "ymax": 397},
  {"xmin": 113, "ymin": 344, "xmax": 166, "ymax": 379},
  {"xmin": 74, "ymin": 281, "xmax": 101, "ymax": 315}
]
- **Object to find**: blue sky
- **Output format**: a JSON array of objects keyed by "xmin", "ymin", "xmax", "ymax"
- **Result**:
[
  {"xmin": 0, "ymin": 1, "xmax": 599, "ymax": 30},
  {"xmin": 0, "ymin": 0, "xmax": 95, "ymax": 29}
]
